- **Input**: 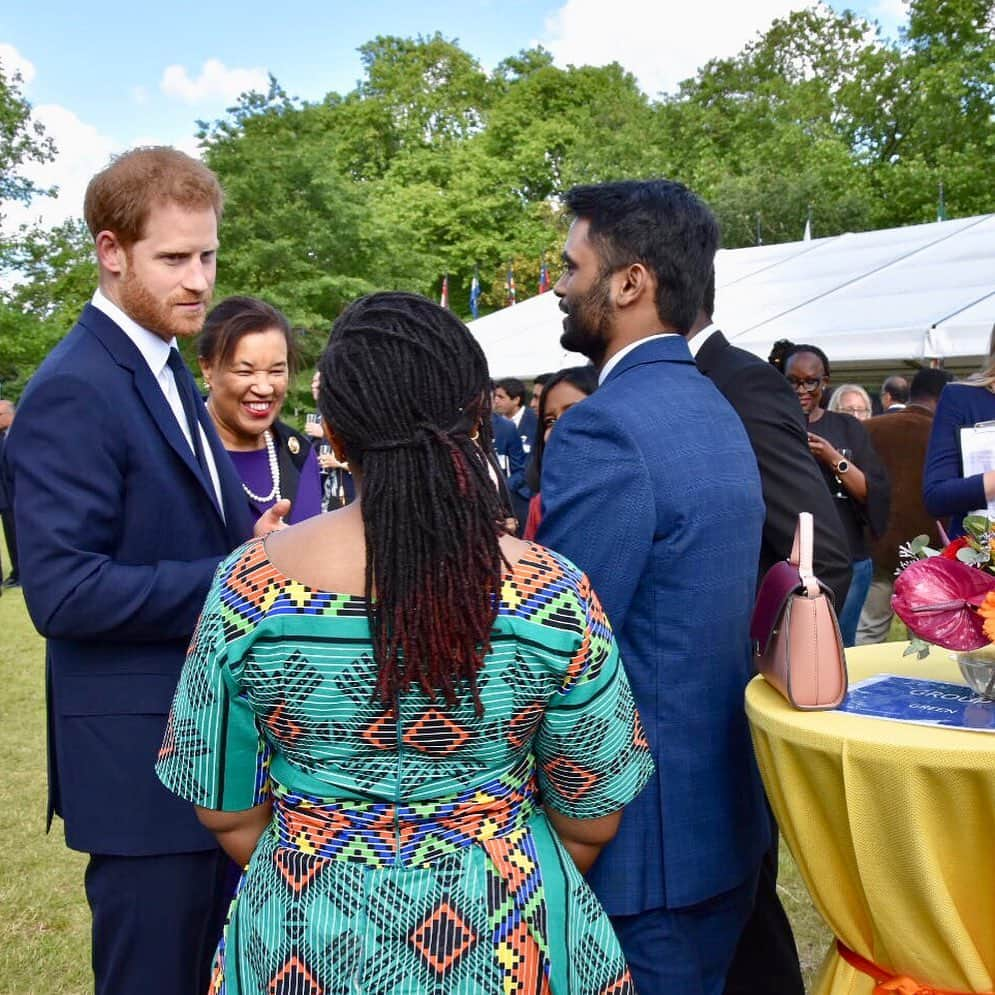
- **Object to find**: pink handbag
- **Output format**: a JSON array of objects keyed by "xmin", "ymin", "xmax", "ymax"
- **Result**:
[{"xmin": 750, "ymin": 512, "xmax": 848, "ymax": 710}]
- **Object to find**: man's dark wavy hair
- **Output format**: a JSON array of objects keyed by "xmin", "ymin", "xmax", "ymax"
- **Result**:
[{"xmin": 564, "ymin": 179, "xmax": 720, "ymax": 334}]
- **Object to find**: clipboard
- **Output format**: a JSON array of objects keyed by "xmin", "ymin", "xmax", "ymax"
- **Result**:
[{"xmin": 959, "ymin": 420, "xmax": 995, "ymax": 517}]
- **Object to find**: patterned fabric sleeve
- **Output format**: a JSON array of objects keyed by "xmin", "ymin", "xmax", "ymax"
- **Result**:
[
  {"xmin": 156, "ymin": 560, "xmax": 272, "ymax": 811},
  {"xmin": 534, "ymin": 568, "xmax": 655, "ymax": 819}
]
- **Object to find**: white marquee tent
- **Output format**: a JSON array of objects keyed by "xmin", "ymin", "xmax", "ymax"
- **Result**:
[{"xmin": 468, "ymin": 213, "xmax": 995, "ymax": 378}]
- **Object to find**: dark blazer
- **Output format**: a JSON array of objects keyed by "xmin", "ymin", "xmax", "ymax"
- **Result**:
[
  {"xmin": 4, "ymin": 303, "xmax": 253, "ymax": 855},
  {"xmin": 695, "ymin": 330, "xmax": 851, "ymax": 606},
  {"xmin": 491, "ymin": 413, "xmax": 530, "ymax": 525},
  {"xmin": 516, "ymin": 406, "xmax": 539, "ymax": 458},
  {"xmin": 866, "ymin": 405, "xmax": 939, "ymax": 571},
  {"xmin": 537, "ymin": 335, "xmax": 771, "ymax": 914}
]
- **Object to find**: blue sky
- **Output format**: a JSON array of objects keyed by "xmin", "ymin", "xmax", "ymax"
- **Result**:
[{"xmin": 1, "ymin": 0, "xmax": 906, "ymax": 231}]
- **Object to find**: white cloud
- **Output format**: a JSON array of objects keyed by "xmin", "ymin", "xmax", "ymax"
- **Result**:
[
  {"xmin": 0, "ymin": 42, "xmax": 36, "ymax": 86},
  {"xmin": 160, "ymin": 58, "xmax": 269, "ymax": 104},
  {"xmin": 542, "ymin": 0, "xmax": 807, "ymax": 96},
  {"xmin": 1, "ymin": 104, "xmax": 115, "ymax": 233}
]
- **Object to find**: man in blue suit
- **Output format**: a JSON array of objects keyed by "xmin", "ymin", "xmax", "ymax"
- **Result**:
[
  {"xmin": 4, "ymin": 148, "xmax": 287, "ymax": 995},
  {"xmin": 537, "ymin": 179, "xmax": 770, "ymax": 994}
]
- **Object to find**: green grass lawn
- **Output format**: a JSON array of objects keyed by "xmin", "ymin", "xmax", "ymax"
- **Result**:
[{"xmin": 0, "ymin": 587, "xmax": 835, "ymax": 992}]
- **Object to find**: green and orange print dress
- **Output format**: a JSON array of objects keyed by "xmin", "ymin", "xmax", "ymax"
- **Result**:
[{"xmin": 156, "ymin": 537, "xmax": 654, "ymax": 995}]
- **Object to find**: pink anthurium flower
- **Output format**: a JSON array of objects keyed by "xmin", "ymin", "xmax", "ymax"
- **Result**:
[{"xmin": 892, "ymin": 557, "xmax": 995, "ymax": 651}]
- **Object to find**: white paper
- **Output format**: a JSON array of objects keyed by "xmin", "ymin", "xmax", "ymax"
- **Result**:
[{"xmin": 959, "ymin": 421, "xmax": 995, "ymax": 517}]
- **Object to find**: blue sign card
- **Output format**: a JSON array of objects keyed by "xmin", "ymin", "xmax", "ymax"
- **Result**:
[{"xmin": 838, "ymin": 674, "xmax": 995, "ymax": 732}]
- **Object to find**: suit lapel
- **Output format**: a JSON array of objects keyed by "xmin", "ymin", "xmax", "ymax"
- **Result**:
[
  {"xmin": 80, "ymin": 304, "xmax": 226, "ymax": 526},
  {"xmin": 201, "ymin": 410, "xmax": 255, "ymax": 546}
]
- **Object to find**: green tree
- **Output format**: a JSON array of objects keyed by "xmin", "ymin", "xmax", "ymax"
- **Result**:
[
  {"xmin": 0, "ymin": 220, "xmax": 95, "ymax": 398},
  {"xmin": 0, "ymin": 55, "xmax": 55, "ymax": 214}
]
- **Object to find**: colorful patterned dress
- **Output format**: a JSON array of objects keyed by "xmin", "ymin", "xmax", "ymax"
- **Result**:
[{"xmin": 156, "ymin": 537, "xmax": 654, "ymax": 995}]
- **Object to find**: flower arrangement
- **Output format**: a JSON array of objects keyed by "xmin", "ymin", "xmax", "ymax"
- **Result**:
[{"xmin": 893, "ymin": 516, "xmax": 995, "ymax": 659}]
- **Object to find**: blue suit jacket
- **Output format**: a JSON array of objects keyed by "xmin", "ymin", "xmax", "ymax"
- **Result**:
[
  {"xmin": 4, "ymin": 304, "xmax": 253, "ymax": 855},
  {"xmin": 537, "ymin": 335, "xmax": 770, "ymax": 913}
]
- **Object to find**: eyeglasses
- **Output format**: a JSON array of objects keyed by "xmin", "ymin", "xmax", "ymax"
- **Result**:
[
  {"xmin": 840, "ymin": 406, "xmax": 870, "ymax": 417},
  {"xmin": 786, "ymin": 377, "xmax": 824, "ymax": 393}
]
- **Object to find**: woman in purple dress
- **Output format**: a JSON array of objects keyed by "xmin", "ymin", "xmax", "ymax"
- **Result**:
[{"xmin": 198, "ymin": 296, "xmax": 322, "ymax": 524}]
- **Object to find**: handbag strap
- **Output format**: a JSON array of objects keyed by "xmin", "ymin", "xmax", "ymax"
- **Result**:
[{"xmin": 788, "ymin": 512, "xmax": 820, "ymax": 597}]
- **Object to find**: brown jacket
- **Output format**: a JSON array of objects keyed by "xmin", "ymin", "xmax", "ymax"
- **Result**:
[{"xmin": 865, "ymin": 404, "xmax": 939, "ymax": 572}]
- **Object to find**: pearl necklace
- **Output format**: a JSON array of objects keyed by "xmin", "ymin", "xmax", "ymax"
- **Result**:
[{"xmin": 242, "ymin": 430, "xmax": 282, "ymax": 504}]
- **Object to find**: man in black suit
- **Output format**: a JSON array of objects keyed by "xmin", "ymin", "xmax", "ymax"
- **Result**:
[{"xmin": 686, "ymin": 276, "xmax": 851, "ymax": 995}]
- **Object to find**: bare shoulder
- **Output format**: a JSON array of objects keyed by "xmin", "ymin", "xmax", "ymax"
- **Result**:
[
  {"xmin": 498, "ymin": 533, "xmax": 532, "ymax": 569},
  {"xmin": 265, "ymin": 505, "xmax": 366, "ymax": 592}
]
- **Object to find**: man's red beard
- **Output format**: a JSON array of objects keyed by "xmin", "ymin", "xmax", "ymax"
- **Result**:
[{"xmin": 118, "ymin": 268, "xmax": 210, "ymax": 341}]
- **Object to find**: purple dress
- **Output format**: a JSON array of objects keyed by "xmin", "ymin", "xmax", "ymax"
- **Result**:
[{"xmin": 228, "ymin": 444, "xmax": 323, "ymax": 525}]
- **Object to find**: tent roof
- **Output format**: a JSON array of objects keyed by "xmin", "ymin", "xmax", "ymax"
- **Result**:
[{"xmin": 468, "ymin": 213, "xmax": 995, "ymax": 378}]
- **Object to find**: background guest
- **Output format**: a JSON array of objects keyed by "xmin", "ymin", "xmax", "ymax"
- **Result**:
[
  {"xmin": 492, "ymin": 376, "xmax": 538, "ymax": 454},
  {"xmin": 783, "ymin": 345, "xmax": 890, "ymax": 646},
  {"xmin": 880, "ymin": 374, "xmax": 910, "ymax": 411},
  {"xmin": 924, "ymin": 352, "xmax": 995, "ymax": 538},
  {"xmin": 305, "ymin": 369, "xmax": 354, "ymax": 510},
  {"xmin": 529, "ymin": 372, "xmax": 553, "ymax": 413},
  {"xmin": 857, "ymin": 368, "xmax": 952, "ymax": 644},
  {"xmin": 198, "ymin": 296, "xmax": 322, "ymax": 524},
  {"xmin": 827, "ymin": 383, "xmax": 873, "ymax": 421},
  {"xmin": 523, "ymin": 365, "xmax": 598, "ymax": 540}
]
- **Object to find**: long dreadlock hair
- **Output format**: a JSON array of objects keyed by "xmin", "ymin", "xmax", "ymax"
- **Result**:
[{"xmin": 317, "ymin": 292, "xmax": 505, "ymax": 715}]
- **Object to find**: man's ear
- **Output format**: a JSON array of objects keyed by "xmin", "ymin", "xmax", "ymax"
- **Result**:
[
  {"xmin": 615, "ymin": 262, "xmax": 653, "ymax": 310},
  {"xmin": 95, "ymin": 230, "xmax": 126, "ymax": 277}
]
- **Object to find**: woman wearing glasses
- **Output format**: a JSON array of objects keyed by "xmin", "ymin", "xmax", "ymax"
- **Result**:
[
  {"xmin": 827, "ymin": 383, "xmax": 873, "ymax": 421},
  {"xmin": 783, "ymin": 345, "xmax": 889, "ymax": 646}
]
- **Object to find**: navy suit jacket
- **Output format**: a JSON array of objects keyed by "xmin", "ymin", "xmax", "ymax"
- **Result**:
[
  {"xmin": 5, "ymin": 304, "xmax": 253, "ymax": 855},
  {"xmin": 537, "ymin": 335, "xmax": 771, "ymax": 913},
  {"xmin": 516, "ymin": 406, "xmax": 539, "ymax": 460}
]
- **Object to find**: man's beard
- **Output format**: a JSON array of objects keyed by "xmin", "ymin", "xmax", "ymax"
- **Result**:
[
  {"xmin": 118, "ymin": 269, "xmax": 210, "ymax": 341},
  {"xmin": 559, "ymin": 274, "xmax": 613, "ymax": 367}
]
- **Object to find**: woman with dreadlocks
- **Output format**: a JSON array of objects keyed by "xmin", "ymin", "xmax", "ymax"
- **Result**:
[{"xmin": 157, "ymin": 292, "xmax": 653, "ymax": 995}]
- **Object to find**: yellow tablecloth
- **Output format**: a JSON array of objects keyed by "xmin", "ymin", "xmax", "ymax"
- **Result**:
[{"xmin": 746, "ymin": 643, "xmax": 995, "ymax": 994}]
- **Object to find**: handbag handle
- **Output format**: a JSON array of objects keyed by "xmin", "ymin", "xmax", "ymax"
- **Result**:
[{"xmin": 788, "ymin": 512, "xmax": 820, "ymax": 597}]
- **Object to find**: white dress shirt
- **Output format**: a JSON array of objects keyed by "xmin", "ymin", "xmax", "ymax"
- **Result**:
[
  {"xmin": 91, "ymin": 289, "xmax": 225, "ymax": 514},
  {"xmin": 598, "ymin": 333, "xmax": 679, "ymax": 385},
  {"xmin": 686, "ymin": 322, "xmax": 718, "ymax": 358}
]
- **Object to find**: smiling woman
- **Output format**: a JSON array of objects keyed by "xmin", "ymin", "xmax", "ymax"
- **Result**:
[{"xmin": 198, "ymin": 296, "xmax": 323, "ymax": 524}]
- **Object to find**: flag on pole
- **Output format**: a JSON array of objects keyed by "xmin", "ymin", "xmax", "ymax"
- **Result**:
[
  {"xmin": 469, "ymin": 268, "xmax": 481, "ymax": 319},
  {"xmin": 803, "ymin": 206, "xmax": 812, "ymax": 241},
  {"xmin": 937, "ymin": 181, "xmax": 948, "ymax": 222},
  {"xmin": 538, "ymin": 258, "xmax": 550, "ymax": 294},
  {"xmin": 440, "ymin": 273, "xmax": 449, "ymax": 309},
  {"xmin": 506, "ymin": 265, "xmax": 517, "ymax": 307}
]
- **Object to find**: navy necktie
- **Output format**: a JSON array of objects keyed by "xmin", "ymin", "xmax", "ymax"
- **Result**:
[{"xmin": 165, "ymin": 348, "xmax": 214, "ymax": 494}]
